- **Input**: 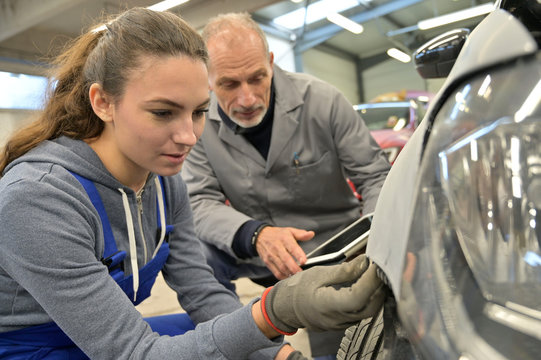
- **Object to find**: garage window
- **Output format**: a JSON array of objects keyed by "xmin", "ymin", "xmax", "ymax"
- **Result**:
[{"xmin": 0, "ymin": 71, "xmax": 47, "ymax": 110}]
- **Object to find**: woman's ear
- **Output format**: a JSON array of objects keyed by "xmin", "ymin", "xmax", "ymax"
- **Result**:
[{"xmin": 89, "ymin": 83, "xmax": 113, "ymax": 123}]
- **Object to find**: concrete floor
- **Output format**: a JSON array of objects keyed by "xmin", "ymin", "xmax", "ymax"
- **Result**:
[{"xmin": 135, "ymin": 272, "xmax": 311, "ymax": 356}]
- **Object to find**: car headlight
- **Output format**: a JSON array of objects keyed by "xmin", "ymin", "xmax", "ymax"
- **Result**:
[{"xmin": 397, "ymin": 54, "xmax": 541, "ymax": 359}]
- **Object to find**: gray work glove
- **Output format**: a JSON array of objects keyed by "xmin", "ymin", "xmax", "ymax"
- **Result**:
[{"xmin": 261, "ymin": 255, "xmax": 385, "ymax": 333}]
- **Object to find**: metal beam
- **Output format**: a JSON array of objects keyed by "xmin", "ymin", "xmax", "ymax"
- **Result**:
[
  {"xmin": 0, "ymin": 56, "xmax": 48, "ymax": 76},
  {"xmin": 0, "ymin": 0, "xmax": 86, "ymax": 43},
  {"xmin": 357, "ymin": 52, "xmax": 390, "ymax": 72},
  {"xmin": 295, "ymin": 0, "xmax": 423, "ymax": 53},
  {"xmin": 355, "ymin": 57, "xmax": 365, "ymax": 103},
  {"xmin": 252, "ymin": 14, "xmax": 295, "ymax": 42},
  {"xmin": 175, "ymin": 0, "xmax": 283, "ymax": 30},
  {"xmin": 294, "ymin": 49, "xmax": 303, "ymax": 73}
]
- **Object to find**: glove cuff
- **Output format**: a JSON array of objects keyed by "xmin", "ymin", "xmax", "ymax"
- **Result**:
[
  {"xmin": 286, "ymin": 350, "xmax": 309, "ymax": 360},
  {"xmin": 260, "ymin": 287, "xmax": 297, "ymax": 336}
]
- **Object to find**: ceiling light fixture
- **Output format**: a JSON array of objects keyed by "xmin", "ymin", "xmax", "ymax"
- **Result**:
[
  {"xmin": 387, "ymin": 48, "xmax": 411, "ymax": 63},
  {"xmin": 327, "ymin": 13, "xmax": 364, "ymax": 34},
  {"xmin": 147, "ymin": 0, "xmax": 190, "ymax": 11},
  {"xmin": 92, "ymin": 0, "xmax": 190, "ymax": 32},
  {"xmin": 417, "ymin": 2, "xmax": 494, "ymax": 30},
  {"xmin": 273, "ymin": 0, "xmax": 359, "ymax": 30}
]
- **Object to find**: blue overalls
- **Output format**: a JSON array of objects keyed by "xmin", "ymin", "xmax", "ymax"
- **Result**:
[{"xmin": 0, "ymin": 173, "xmax": 195, "ymax": 359}]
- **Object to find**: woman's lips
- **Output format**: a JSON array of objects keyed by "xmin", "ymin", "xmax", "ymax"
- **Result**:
[{"xmin": 163, "ymin": 152, "xmax": 186, "ymax": 165}]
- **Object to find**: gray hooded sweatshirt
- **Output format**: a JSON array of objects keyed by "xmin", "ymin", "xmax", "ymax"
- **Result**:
[{"xmin": 0, "ymin": 136, "xmax": 282, "ymax": 359}]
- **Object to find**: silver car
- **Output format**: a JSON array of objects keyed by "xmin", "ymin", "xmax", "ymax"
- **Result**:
[{"xmin": 339, "ymin": 0, "xmax": 541, "ymax": 358}]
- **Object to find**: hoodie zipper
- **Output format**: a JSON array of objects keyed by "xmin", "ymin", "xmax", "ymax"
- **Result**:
[{"xmin": 136, "ymin": 189, "xmax": 148, "ymax": 263}]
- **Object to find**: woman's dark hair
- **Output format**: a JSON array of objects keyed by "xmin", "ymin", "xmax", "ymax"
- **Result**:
[{"xmin": 0, "ymin": 7, "xmax": 208, "ymax": 174}]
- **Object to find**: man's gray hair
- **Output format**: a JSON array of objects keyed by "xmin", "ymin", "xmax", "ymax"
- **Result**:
[{"xmin": 202, "ymin": 12, "xmax": 270, "ymax": 57}]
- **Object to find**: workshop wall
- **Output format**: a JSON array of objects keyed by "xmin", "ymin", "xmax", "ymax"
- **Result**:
[
  {"xmin": 0, "ymin": 109, "xmax": 35, "ymax": 147},
  {"xmin": 303, "ymin": 48, "xmax": 359, "ymax": 105}
]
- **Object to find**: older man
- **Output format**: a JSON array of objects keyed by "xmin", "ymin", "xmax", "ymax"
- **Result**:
[{"xmin": 181, "ymin": 12, "xmax": 390, "ymax": 359}]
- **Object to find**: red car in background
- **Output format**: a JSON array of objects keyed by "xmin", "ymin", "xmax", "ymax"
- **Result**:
[{"xmin": 354, "ymin": 90, "xmax": 433, "ymax": 164}]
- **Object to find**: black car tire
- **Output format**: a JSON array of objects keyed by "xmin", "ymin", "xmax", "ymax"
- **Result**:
[
  {"xmin": 337, "ymin": 295, "xmax": 419, "ymax": 360},
  {"xmin": 337, "ymin": 306, "xmax": 384, "ymax": 360}
]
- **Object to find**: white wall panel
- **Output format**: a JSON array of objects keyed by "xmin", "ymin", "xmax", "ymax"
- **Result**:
[
  {"xmin": 303, "ymin": 48, "xmax": 359, "ymax": 105},
  {"xmin": 0, "ymin": 110, "xmax": 35, "ymax": 147},
  {"xmin": 362, "ymin": 59, "xmax": 425, "ymax": 102}
]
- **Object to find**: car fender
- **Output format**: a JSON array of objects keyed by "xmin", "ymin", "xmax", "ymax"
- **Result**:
[{"xmin": 366, "ymin": 7, "xmax": 539, "ymax": 297}]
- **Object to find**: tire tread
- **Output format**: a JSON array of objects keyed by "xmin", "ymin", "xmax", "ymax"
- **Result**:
[{"xmin": 337, "ymin": 307, "xmax": 384, "ymax": 360}]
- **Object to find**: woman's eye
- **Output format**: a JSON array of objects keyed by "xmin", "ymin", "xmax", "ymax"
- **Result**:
[
  {"xmin": 193, "ymin": 108, "xmax": 209, "ymax": 119},
  {"xmin": 151, "ymin": 110, "xmax": 173, "ymax": 118}
]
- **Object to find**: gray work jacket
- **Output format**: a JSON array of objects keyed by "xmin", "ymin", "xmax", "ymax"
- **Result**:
[{"xmin": 182, "ymin": 66, "xmax": 390, "ymax": 264}]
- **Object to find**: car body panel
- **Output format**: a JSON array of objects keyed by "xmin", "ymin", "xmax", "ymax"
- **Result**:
[
  {"xmin": 341, "ymin": 1, "xmax": 541, "ymax": 359},
  {"xmin": 367, "ymin": 6, "xmax": 540, "ymax": 299}
]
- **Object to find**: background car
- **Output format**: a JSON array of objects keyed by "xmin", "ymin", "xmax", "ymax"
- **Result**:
[
  {"xmin": 349, "ymin": 95, "xmax": 430, "ymax": 199},
  {"xmin": 354, "ymin": 99, "xmax": 427, "ymax": 164},
  {"xmin": 339, "ymin": 0, "xmax": 541, "ymax": 359}
]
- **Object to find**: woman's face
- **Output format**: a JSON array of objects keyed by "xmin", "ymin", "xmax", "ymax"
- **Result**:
[{"xmin": 92, "ymin": 55, "xmax": 209, "ymax": 189}]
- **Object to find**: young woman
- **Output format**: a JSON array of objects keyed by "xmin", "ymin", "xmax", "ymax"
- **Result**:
[{"xmin": 0, "ymin": 7, "xmax": 384, "ymax": 359}]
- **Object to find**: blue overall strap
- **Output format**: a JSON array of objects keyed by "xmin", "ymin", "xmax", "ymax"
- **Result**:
[
  {"xmin": 69, "ymin": 171, "xmax": 119, "ymax": 258},
  {"xmin": 0, "ymin": 174, "xmax": 194, "ymax": 357}
]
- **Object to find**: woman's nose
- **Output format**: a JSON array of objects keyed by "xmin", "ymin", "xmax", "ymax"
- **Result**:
[{"xmin": 172, "ymin": 117, "xmax": 197, "ymax": 146}]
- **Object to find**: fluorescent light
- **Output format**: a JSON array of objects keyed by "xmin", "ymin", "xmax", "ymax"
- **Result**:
[
  {"xmin": 92, "ymin": 0, "xmax": 190, "ymax": 32},
  {"xmin": 418, "ymin": 2, "xmax": 494, "ymax": 30},
  {"xmin": 273, "ymin": 0, "xmax": 359, "ymax": 30},
  {"xmin": 290, "ymin": 0, "xmax": 304, "ymax": 3},
  {"xmin": 147, "ymin": 0, "xmax": 190, "ymax": 11},
  {"xmin": 327, "ymin": 13, "xmax": 363, "ymax": 34},
  {"xmin": 387, "ymin": 48, "xmax": 411, "ymax": 63}
]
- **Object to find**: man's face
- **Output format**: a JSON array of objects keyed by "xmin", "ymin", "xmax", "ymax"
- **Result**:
[{"xmin": 207, "ymin": 30, "xmax": 274, "ymax": 128}]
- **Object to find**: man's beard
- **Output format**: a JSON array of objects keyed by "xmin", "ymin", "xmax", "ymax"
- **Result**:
[{"xmin": 229, "ymin": 105, "xmax": 266, "ymax": 128}]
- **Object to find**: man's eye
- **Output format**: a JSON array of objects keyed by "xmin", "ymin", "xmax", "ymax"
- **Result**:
[{"xmin": 221, "ymin": 81, "xmax": 237, "ymax": 89}]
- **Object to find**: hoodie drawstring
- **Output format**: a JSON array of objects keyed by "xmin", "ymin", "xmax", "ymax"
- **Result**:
[
  {"xmin": 152, "ymin": 177, "xmax": 166, "ymax": 258},
  {"xmin": 118, "ymin": 178, "xmax": 165, "ymax": 302},
  {"xmin": 118, "ymin": 188, "xmax": 139, "ymax": 302}
]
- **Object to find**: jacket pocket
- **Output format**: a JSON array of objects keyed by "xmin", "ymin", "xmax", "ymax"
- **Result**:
[{"xmin": 288, "ymin": 151, "xmax": 333, "ymax": 205}]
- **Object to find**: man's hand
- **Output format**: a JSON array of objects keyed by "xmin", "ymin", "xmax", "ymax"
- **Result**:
[{"xmin": 255, "ymin": 226, "xmax": 314, "ymax": 280}]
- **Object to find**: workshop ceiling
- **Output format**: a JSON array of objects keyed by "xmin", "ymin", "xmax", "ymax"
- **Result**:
[{"xmin": 0, "ymin": 0, "xmax": 494, "ymax": 76}]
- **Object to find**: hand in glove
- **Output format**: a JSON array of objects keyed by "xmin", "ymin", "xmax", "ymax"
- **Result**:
[{"xmin": 260, "ymin": 255, "xmax": 385, "ymax": 334}]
